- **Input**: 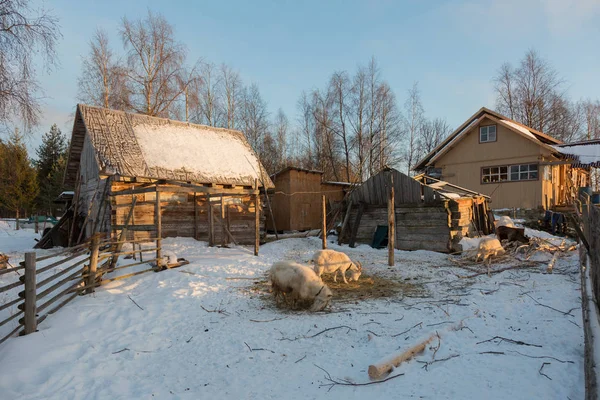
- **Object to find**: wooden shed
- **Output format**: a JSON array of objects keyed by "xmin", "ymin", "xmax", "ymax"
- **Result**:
[
  {"xmin": 340, "ymin": 168, "xmax": 492, "ymax": 253},
  {"xmin": 44, "ymin": 104, "xmax": 274, "ymax": 248},
  {"xmin": 266, "ymin": 167, "xmax": 351, "ymax": 232}
]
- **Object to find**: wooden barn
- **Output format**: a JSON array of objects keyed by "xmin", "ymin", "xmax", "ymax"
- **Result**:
[
  {"xmin": 39, "ymin": 104, "xmax": 274, "ymax": 249},
  {"xmin": 340, "ymin": 168, "xmax": 492, "ymax": 253},
  {"xmin": 266, "ymin": 167, "xmax": 351, "ymax": 232}
]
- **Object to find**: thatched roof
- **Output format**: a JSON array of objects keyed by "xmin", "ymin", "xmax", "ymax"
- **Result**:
[{"xmin": 65, "ymin": 104, "xmax": 274, "ymax": 189}]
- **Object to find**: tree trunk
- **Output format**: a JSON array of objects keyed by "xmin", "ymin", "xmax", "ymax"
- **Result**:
[{"xmin": 16, "ymin": 209, "xmax": 20, "ymax": 230}]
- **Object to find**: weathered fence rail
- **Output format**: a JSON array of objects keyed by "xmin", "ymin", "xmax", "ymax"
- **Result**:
[
  {"xmin": 0, "ymin": 234, "xmax": 164, "ymax": 346},
  {"xmin": 577, "ymin": 197, "xmax": 600, "ymax": 400}
]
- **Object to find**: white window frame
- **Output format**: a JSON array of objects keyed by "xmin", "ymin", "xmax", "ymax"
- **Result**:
[
  {"xmin": 482, "ymin": 163, "xmax": 538, "ymax": 184},
  {"xmin": 480, "ymin": 125, "xmax": 497, "ymax": 143},
  {"xmin": 510, "ymin": 164, "xmax": 538, "ymax": 181}
]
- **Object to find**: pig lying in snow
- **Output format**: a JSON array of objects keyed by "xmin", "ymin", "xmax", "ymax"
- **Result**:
[
  {"xmin": 312, "ymin": 249, "xmax": 362, "ymax": 284},
  {"xmin": 269, "ymin": 261, "xmax": 333, "ymax": 311}
]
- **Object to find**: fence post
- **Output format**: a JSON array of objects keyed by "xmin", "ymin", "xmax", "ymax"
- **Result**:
[
  {"xmin": 23, "ymin": 252, "xmax": 37, "ymax": 334},
  {"xmin": 388, "ymin": 173, "xmax": 395, "ymax": 267},
  {"xmin": 86, "ymin": 235, "xmax": 100, "ymax": 294},
  {"xmin": 322, "ymin": 195, "xmax": 327, "ymax": 250},
  {"xmin": 254, "ymin": 179, "xmax": 260, "ymax": 256},
  {"xmin": 34, "ymin": 217, "xmax": 39, "ymax": 234},
  {"xmin": 155, "ymin": 188, "xmax": 163, "ymax": 267}
]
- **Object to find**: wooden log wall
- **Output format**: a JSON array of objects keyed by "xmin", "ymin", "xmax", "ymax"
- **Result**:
[
  {"xmin": 110, "ymin": 181, "xmax": 263, "ymax": 244},
  {"xmin": 345, "ymin": 200, "xmax": 476, "ymax": 253}
]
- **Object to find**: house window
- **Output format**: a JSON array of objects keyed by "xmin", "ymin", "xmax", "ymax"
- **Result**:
[
  {"xmin": 510, "ymin": 164, "xmax": 538, "ymax": 181},
  {"xmin": 482, "ymin": 163, "xmax": 538, "ymax": 184},
  {"xmin": 480, "ymin": 125, "xmax": 497, "ymax": 143},
  {"xmin": 482, "ymin": 166, "xmax": 508, "ymax": 183}
]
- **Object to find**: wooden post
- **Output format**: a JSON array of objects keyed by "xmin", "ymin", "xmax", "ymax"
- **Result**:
[
  {"xmin": 155, "ymin": 188, "xmax": 162, "ymax": 266},
  {"xmin": 208, "ymin": 196, "xmax": 214, "ymax": 247},
  {"xmin": 221, "ymin": 195, "xmax": 226, "ymax": 247},
  {"xmin": 23, "ymin": 252, "xmax": 37, "ymax": 334},
  {"xmin": 388, "ymin": 173, "xmax": 395, "ymax": 267},
  {"xmin": 254, "ymin": 179, "xmax": 260, "ymax": 256},
  {"xmin": 34, "ymin": 217, "xmax": 39, "ymax": 234},
  {"xmin": 193, "ymin": 192, "xmax": 198, "ymax": 240},
  {"xmin": 86, "ymin": 235, "xmax": 100, "ymax": 294},
  {"xmin": 322, "ymin": 195, "xmax": 327, "ymax": 249},
  {"xmin": 226, "ymin": 205, "xmax": 231, "ymax": 245}
]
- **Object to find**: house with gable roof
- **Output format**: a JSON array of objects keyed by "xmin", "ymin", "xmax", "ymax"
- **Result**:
[{"xmin": 414, "ymin": 107, "xmax": 590, "ymax": 209}]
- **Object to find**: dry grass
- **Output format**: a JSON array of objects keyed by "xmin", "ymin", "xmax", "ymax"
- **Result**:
[{"xmin": 250, "ymin": 272, "xmax": 427, "ymax": 310}]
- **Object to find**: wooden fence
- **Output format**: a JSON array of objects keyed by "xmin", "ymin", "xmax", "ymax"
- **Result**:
[
  {"xmin": 0, "ymin": 234, "xmax": 164, "ymax": 346},
  {"xmin": 577, "ymin": 198, "xmax": 600, "ymax": 400}
]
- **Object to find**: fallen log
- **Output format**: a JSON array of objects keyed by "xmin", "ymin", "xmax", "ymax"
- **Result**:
[{"xmin": 368, "ymin": 333, "xmax": 436, "ymax": 380}]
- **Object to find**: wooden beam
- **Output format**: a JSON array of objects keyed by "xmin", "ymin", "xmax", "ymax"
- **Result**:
[
  {"xmin": 322, "ymin": 195, "xmax": 327, "ymax": 250},
  {"xmin": 86, "ymin": 234, "xmax": 100, "ymax": 294},
  {"xmin": 254, "ymin": 179, "xmax": 260, "ymax": 256},
  {"xmin": 208, "ymin": 196, "xmax": 214, "ymax": 246},
  {"xmin": 388, "ymin": 173, "xmax": 395, "ymax": 266},
  {"xmin": 111, "ymin": 225, "xmax": 157, "ymax": 231},
  {"xmin": 111, "ymin": 186, "xmax": 158, "ymax": 196},
  {"xmin": 23, "ymin": 253, "xmax": 37, "ymax": 335},
  {"xmin": 221, "ymin": 195, "xmax": 226, "ymax": 247},
  {"xmin": 193, "ymin": 192, "xmax": 198, "ymax": 240},
  {"xmin": 155, "ymin": 189, "xmax": 162, "ymax": 267}
]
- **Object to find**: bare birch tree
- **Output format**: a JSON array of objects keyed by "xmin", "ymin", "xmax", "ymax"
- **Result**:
[
  {"xmin": 329, "ymin": 71, "xmax": 353, "ymax": 182},
  {"xmin": 120, "ymin": 10, "xmax": 192, "ymax": 117},
  {"xmin": 404, "ymin": 82, "xmax": 424, "ymax": 175},
  {"xmin": 349, "ymin": 67, "xmax": 367, "ymax": 180},
  {"xmin": 376, "ymin": 82, "xmax": 404, "ymax": 170},
  {"xmin": 494, "ymin": 50, "xmax": 564, "ymax": 134},
  {"xmin": 78, "ymin": 29, "xmax": 130, "ymax": 110},
  {"xmin": 0, "ymin": 0, "xmax": 60, "ymax": 130},
  {"xmin": 297, "ymin": 91, "xmax": 315, "ymax": 168},
  {"xmin": 241, "ymin": 83, "xmax": 269, "ymax": 158},
  {"xmin": 220, "ymin": 64, "xmax": 241, "ymax": 129}
]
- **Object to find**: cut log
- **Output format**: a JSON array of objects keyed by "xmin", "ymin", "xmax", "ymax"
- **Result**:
[{"xmin": 368, "ymin": 333, "xmax": 436, "ymax": 380}]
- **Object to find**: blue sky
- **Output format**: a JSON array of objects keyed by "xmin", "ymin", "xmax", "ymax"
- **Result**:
[{"xmin": 24, "ymin": 0, "xmax": 600, "ymax": 154}]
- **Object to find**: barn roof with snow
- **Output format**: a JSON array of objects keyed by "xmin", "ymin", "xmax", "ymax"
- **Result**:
[{"xmin": 65, "ymin": 104, "xmax": 274, "ymax": 189}]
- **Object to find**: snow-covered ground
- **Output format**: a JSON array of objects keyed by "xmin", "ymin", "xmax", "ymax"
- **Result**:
[{"xmin": 0, "ymin": 224, "xmax": 584, "ymax": 399}]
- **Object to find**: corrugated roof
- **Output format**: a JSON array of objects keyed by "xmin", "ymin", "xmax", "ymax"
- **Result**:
[{"xmin": 65, "ymin": 104, "xmax": 274, "ymax": 189}]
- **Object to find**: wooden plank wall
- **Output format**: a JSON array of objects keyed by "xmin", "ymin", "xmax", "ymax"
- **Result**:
[
  {"xmin": 345, "ymin": 200, "xmax": 476, "ymax": 253},
  {"xmin": 111, "ymin": 182, "xmax": 263, "ymax": 244},
  {"xmin": 349, "ymin": 169, "xmax": 438, "ymax": 206}
]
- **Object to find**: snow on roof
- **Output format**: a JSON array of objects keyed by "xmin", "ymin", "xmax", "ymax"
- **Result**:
[
  {"xmin": 135, "ymin": 124, "xmax": 268, "ymax": 187},
  {"xmin": 553, "ymin": 142, "xmax": 600, "ymax": 165},
  {"xmin": 500, "ymin": 119, "xmax": 537, "ymax": 141},
  {"xmin": 68, "ymin": 105, "xmax": 273, "ymax": 188}
]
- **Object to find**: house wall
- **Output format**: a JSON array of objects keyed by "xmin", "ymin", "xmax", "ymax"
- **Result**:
[
  {"xmin": 433, "ymin": 117, "xmax": 553, "ymax": 209},
  {"xmin": 111, "ymin": 181, "xmax": 262, "ymax": 244}
]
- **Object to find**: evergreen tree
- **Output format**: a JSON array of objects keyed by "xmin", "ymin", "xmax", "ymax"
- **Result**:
[
  {"xmin": 34, "ymin": 124, "xmax": 68, "ymax": 215},
  {"xmin": 0, "ymin": 130, "xmax": 39, "ymax": 229}
]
